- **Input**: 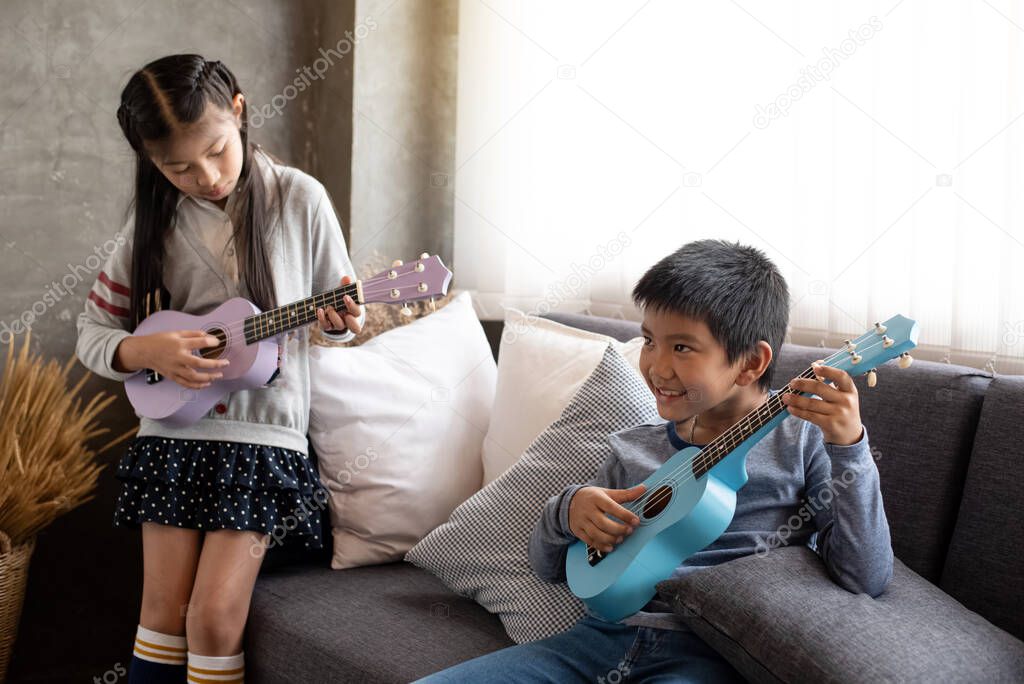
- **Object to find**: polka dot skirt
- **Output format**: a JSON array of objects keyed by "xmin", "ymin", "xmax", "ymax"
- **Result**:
[{"xmin": 113, "ymin": 436, "xmax": 329, "ymax": 549}]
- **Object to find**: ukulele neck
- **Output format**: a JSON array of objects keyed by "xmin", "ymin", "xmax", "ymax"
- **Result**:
[
  {"xmin": 243, "ymin": 282, "xmax": 362, "ymax": 344},
  {"xmin": 692, "ymin": 368, "xmax": 817, "ymax": 478}
]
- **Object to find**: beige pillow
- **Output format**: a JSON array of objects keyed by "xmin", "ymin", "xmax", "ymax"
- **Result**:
[{"xmin": 481, "ymin": 309, "xmax": 643, "ymax": 485}]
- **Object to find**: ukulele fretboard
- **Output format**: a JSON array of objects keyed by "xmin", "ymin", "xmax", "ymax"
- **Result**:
[{"xmin": 243, "ymin": 283, "xmax": 360, "ymax": 343}]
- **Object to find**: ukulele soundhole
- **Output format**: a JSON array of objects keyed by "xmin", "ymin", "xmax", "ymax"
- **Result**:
[
  {"xmin": 146, "ymin": 326, "xmax": 228, "ymax": 385},
  {"xmin": 201, "ymin": 327, "xmax": 228, "ymax": 359},
  {"xmin": 642, "ymin": 485, "xmax": 673, "ymax": 519}
]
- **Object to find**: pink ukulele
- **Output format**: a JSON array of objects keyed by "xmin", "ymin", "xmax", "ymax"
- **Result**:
[{"xmin": 125, "ymin": 254, "xmax": 452, "ymax": 426}]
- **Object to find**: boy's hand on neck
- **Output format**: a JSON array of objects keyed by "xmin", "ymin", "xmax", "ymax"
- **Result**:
[{"xmin": 781, "ymin": 363, "xmax": 864, "ymax": 446}]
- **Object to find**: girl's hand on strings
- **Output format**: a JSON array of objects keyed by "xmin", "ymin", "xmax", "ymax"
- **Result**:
[
  {"xmin": 317, "ymin": 274, "xmax": 363, "ymax": 336},
  {"xmin": 139, "ymin": 330, "xmax": 230, "ymax": 389}
]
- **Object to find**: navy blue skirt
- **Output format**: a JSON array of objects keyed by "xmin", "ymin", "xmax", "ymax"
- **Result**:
[{"xmin": 113, "ymin": 436, "xmax": 329, "ymax": 549}]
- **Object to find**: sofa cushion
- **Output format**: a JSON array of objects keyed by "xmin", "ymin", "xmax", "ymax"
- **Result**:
[
  {"xmin": 309, "ymin": 291, "xmax": 495, "ymax": 569},
  {"xmin": 656, "ymin": 546, "xmax": 1024, "ymax": 684},
  {"xmin": 772, "ymin": 343, "xmax": 991, "ymax": 582},
  {"xmin": 246, "ymin": 561, "xmax": 513, "ymax": 683},
  {"xmin": 942, "ymin": 375, "xmax": 1024, "ymax": 640},
  {"xmin": 482, "ymin": 309, "xmax": 643, "ymax": 485},
  {"xmin": 543, "ymin": 311, "xmax": 640, "ymax": 342},
  {"xmin": 546, "ymin": 312, "xmax": 994, "ymax": 582},
  {"xmin": 406, "ymin": 344, "xmax": 659, "ymax": 643}
]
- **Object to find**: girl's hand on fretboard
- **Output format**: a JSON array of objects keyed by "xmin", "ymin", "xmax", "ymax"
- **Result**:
[{"xmin": 316, "ymin": 274, "xmax": 363, "ymax": 335}]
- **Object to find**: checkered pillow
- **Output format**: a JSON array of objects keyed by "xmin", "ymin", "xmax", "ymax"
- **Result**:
[{"xmin": 405, "ymin": 344, "xmax": 659, "ymax": 643}]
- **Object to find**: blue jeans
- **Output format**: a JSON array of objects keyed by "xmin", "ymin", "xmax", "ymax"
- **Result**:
[{"xmin": 414, "ymin": 615, "xmax": 745, "ymax": 683}]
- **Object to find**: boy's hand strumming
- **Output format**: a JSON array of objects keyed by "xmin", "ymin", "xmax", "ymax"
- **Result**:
[{"xmin": 568, "ymin": 484, "xmax": 646, "ymax": 553}]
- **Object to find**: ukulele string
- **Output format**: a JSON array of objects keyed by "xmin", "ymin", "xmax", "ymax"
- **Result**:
[
  {"xmin": 617, "ymin": 332, "xmax": 887, "ymax": 520},
  {"xmin": 616, "ymin": 333, "xmax": 887, "ymax": 523},
  {"xmin": 192, "ymin": 283, "xmax": 359, "ymax": 358},
  {"xmin": 589, "ymin": 333, "xmax": 891, "ymax": 560},
  {"xmin": 680, "ymin": 332, "xmax": 888, "ymax": 484},
  {"xmin": 620, "ymin": 334, "xmax": 885, "ymax": 518},
  {"xmin": 604, "ymin": 374, "xmax": 816, "ymax": 535},
  {"xmin": 184, "ymin": 261, "xmax": 441, "ymax": 345},
  {"xmin": 186, "ymin": 274, "xmax": 427, "ymax": 359}
]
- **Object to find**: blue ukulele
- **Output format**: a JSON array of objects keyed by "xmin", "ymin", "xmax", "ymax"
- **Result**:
[{"xmin": 566, "ymin": 314, "xmax": 919, "ymax": 621}]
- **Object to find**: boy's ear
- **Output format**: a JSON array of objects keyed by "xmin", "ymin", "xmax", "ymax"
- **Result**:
[{"xmin": 736, "ymin": 340, "xmax": 772, "ymax": 388}]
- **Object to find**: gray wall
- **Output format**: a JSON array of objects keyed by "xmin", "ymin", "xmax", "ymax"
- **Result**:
[
  {"xmin": 0, "ymin": 1, "xmax": 373, "ymax": 680},
  {"xmin": 349, "ymin": 0, "xmax": 458, "ymax": 270}
]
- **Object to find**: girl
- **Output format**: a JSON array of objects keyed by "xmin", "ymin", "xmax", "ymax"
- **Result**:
[{"xmin": 75, "ymin": 54, "xmax": 365, "ymax": 684}]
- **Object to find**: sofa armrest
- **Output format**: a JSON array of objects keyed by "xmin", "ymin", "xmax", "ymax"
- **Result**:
[{"xmin": 655, "ymin": 547, "xmax": 1024, "ymax": 684}]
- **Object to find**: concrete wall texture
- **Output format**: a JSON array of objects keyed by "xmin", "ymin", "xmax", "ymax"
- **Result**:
[{"xmin": 0, "ymin": 0, "xmax": 456, "ymax": 679}]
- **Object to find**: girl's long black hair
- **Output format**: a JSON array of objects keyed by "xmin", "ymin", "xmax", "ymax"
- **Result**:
[{"xmin": 116, "ymin": 54, "xmax": 282, "ymax": 328}]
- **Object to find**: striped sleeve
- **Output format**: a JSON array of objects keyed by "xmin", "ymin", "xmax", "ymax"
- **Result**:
[{"xmin": 75, "ymin": 219, "xmax": 140, "ymax": 381}]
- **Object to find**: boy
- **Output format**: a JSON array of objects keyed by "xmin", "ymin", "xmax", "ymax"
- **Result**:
[{"xmin": 418, "ymin": 240, "xmax": 893, "ymax": 682}]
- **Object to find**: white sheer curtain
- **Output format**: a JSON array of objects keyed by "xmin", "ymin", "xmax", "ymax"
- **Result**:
[{"xmin": 453, "ymin": 0, "xmax": 1024, "ymax": 374}]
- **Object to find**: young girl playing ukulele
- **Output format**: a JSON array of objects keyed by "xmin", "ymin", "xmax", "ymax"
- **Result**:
[{"xmin": 76, "ymin": 53, "xmax": 365, "ymax": 684}]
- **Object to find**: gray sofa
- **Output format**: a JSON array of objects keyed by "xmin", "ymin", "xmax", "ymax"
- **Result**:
[{"xmin": 246, "ymin": 312, "xmax": 1024, "ymax": 682}]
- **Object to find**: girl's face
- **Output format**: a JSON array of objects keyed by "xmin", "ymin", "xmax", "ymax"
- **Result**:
[{"xmin": 147, "ymin": 93, "xmax": 245, "ymax": 207}]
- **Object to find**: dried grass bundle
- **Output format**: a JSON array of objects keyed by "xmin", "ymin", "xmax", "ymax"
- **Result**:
[
  {"xmin": 0, "ymin": 331, "xmax": 136, "ymax": 547},
  {"xmin": 311, "ymin": 250, "xmax": 454, "ymax": 348}
]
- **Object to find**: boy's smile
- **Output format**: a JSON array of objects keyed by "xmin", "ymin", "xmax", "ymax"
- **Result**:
[{"xmin": 639, "ymin": 307, "xmax": 773, "ymax": 444}]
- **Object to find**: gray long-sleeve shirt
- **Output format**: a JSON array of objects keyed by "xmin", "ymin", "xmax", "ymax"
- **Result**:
[
  {"xmin": 527, "ymin": 391, "xmax": 894, "ymax": 631},
  {"xmin": 75, "ymin": 150, "xmax": 364, "ymax": 454}
]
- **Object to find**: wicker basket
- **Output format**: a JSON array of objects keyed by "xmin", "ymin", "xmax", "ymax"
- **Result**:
[{"xmin": 0, "ymin": 530, "xmax": 35, "ymax": 683}]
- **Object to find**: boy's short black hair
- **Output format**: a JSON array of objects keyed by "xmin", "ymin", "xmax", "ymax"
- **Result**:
[{"xmin": 631, "ymin": 239, "xmax": 789, "ymax": 392}]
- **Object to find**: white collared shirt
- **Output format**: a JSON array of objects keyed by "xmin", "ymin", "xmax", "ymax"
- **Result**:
[
  {"xmin": 175, "ymin": 186, "xmax": 242, "ymax": 285},
  {"xmin": 173, "ymin": 184, "xmax": 363, "ymax": 339}
]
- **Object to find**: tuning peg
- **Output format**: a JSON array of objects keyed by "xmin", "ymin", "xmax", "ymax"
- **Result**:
[
  {"xmin": 419, "ymin": 252, "xmax": 430, "ymax": 259},
  {"xmin": 851, "ymin": 353, "xmax": 862, "ymax": 364},
  {"xmin": 392, "ymin": 259, "xmax": 404, "ymax": 267},
  {"xmin": 875, "ymin": 321, "xmax": 887, "ymax": 335},
  {"xmin": 882, "ymin": 335, "xmax": 894, "ymax": 348},
  {"xmin": 387, "ymin": 269, "xmax": 398, "ymax": 280},
  {"xmin": 898, "ymin": 352, "xmax": 913, "ymax": 369},
  {"xmin": 844, "ymin": 339, "xmax": 857, "ymax": 352},
  {"xmin": 400, "ymin": 305, "xmax": 412, "ymax": 317},
  {"xmin": 429, "ymin": 296, "xmax": 436, "ymax": 311},
  {"xmin": 867, "ymin": 368, "xmax": 877, "ymax": 387}
]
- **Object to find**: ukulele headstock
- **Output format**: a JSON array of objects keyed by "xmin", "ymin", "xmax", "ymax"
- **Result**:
[
  {"xmin": 813, "ymin": 314, "xmax": 919, "ymax": 387},
  {"xmin": 359, "ymin": 253, "xmax": 453, "ymax": 309}
]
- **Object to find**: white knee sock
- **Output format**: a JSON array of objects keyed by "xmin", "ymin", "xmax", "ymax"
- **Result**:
[
  {"xmin": 187, "ymin": 651, "xmax": 245, "ymax": 683},
  {"xmin": 133, "ymin": 624, "xmax": 187, "ymax": 666}
]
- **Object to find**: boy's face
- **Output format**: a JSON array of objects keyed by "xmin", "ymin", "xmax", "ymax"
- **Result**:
[
  {"xmin": 146, "ymin": 95, "xmax": 245, "ymax": 207},
  {"xmin": 639, "ymin": 307, "xmax": 767, "ymax": 424}
]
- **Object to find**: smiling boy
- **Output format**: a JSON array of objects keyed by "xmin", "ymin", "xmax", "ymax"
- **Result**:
[{"xmin": 417, "ymin": 239, "xmax": 893, "ymax": 682}]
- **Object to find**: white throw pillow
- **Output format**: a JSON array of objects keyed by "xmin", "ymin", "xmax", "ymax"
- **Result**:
[
  {"xmin": 309, "ymin": 291, "xmax": 497, "ymax": 569},
  {"xmin": 406, "ymin": 345, "xmax": 660, "ymax": 642},
  {"xmin": 481, "ymin": 309, "xmax": 643, "ymax": 485}
]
